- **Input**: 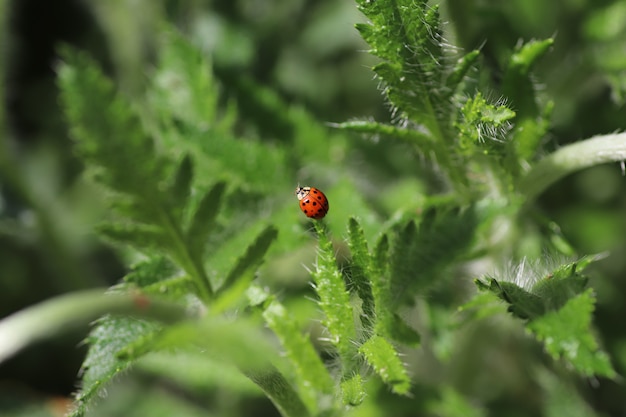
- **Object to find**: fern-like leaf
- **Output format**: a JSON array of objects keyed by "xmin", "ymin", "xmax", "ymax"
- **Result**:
[{"xmin": 389, "ymin": 205, "xmax": 477, "ymax": 306}]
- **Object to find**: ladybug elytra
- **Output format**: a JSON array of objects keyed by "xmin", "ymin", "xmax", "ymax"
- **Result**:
[{"xmin": 295, "ymin": 186, "xmax": 329, "ymax": 219}]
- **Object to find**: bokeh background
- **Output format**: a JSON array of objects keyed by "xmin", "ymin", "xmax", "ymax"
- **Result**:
[{"xmin": 1, "ymin": 0, "xmax": 626, "ymax": 416}]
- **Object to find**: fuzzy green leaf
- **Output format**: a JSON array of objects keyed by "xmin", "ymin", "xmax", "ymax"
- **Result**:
[
  {"xmin": 531, "ymin": 258, "xmax": 592, "ymax": 311},
  {"xmin": 263, "ymin": 300, "xmax": 335, "ymax": 414},
  {"xmin": 456, "ymin": 92, "xmax": 515, "ymax": 152},
  {"xmin": 390, "ymin": 206, "xmax": 477, "ymax": 306},
  {"xmin": 341, "ymin": 374, "xmax": 366, "ymax": 406},
  {"xmin": 312, "ymin": 221, "xmax": 357, "ymax": 373},
  {"xmin": 475, "ymin": 278, "xmax": 546, "ymax": 320},
  {"xmin": 355, "ymin": 0, "xmax": 446, "ymax": 125},
  {"xmin": 359, "ymin": 335, "xmax": 410, "ymax": 395},
  {"xmin": 71, "ymin": 316, "xmax": 161, "ymax": 417},
  {"xmin": 528, "ymin": 289, "xmax": 616, "ymax": 378},
  {"xmin": 347, "ymin": 218, "xmax": 376, "ymax": 327},
  {"xmin": 476, "ymin": 256, "xmax": 598, "ymax": 321}
]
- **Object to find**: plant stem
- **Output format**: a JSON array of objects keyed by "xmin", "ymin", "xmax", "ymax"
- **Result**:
[
  {"xmin": 520, "ymin": 132, "xmax": 626, "ymax": 202},
  {"xmin": 0, "ymin": 289, "xmax": 190, "ymax": 364},
  {"xmin": 245, "ymin": 369, "xmax": 312, "ymax": 417}
]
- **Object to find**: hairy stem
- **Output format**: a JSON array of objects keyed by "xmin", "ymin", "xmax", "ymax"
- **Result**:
[{"xmin": 520, "ymin": 132, "xmax": 626, "ymax": 202}]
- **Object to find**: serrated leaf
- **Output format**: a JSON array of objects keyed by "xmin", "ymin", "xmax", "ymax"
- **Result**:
[
  {"xmin": 216, "ymin": 224, "xmax": 278, "ymax": 295},
  {"xmin": 263, "ymin": 300, "xmax": 334, "ymax": 413},
  {"xmin": 456, "ymin": 92, "xmax": 515, "ymax": 152},
  {"xmin": 359, "ymin": 335, "xmax": 410, "ymax": 395},
  {"xmin": 186, "ymin": 181, "xmax": 227, "ymax": 255},
  {"xmin": 71, "ymin": 316, "xmax": 161, "ymax": 417},
  {"xmin": 475, "ymin": 277, "xmax": 546, "ymax": 320},
  {"xmin": 151, "ymin": 29, "xmax": 219, "ymax": 128},
  {"xmin": 58, "ymin": 47, "xmax": 166, "ymax": 204},
  {"xmin": 531, "ymin": 259, "xmax": 591, "ymax": 312},
  {"xmin": 527, "ymin": 289, "xmax": 616, "ymax": 378},
  {"xmin": 347, "ymin": 218, "xmax": 376, "ymax": 326},
  {"xmin": 311, "ymin": 221, "xmax": 357, "ymax": 373},
  {"xmin": 96, "ymin": 222, "xmax": 170, "ymax": 252},
  {"xmin": 390, "ymin": 205, "xmax": 477, "ymax": 306}
]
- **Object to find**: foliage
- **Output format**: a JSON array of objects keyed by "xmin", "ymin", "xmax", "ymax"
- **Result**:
[{"xmin": 1, "ymin": 1, "xmax": 626, "ymax": 417}]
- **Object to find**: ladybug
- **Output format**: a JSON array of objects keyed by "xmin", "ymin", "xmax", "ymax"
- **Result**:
[{"xmin": 295, "ymin": 186, "xmax": 329, "ymax": 219}]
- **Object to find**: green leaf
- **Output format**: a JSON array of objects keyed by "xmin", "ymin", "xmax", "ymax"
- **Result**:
[
  {"xmin": 331, "ymin": 121, "xmax": 433, "ymax": 146},
  {"xmin": 355, "ymin": 0, "xmax": 446, "ymax": 125},
  {"xmin": 71, "ymin": 316, "xmax": 161, "ymax": 417},
  {"xmin": 168, "ymin": 154, "xmax": 193, "ymax": 221},
  {"xmin": 312, "ymin": 221, "xmax": 357, "ymax": 373},
  {"xmin": 456, "ymin": 92, "xmax": 516, "ymax": 157},
  {"xmin": 444, "ymin": 50, "xmax": 481, "ymax": 97},
  {"xmin": 341, "ymin": 374, "xmax": 366, "ymax": 406},
  {"xmin": 186, "ymin": 181, "xmax": 227, "ymax": 256},
  {"xmin": 359, "ymin": 335, "xmax": 410, "ymax": 395},
  {"xmin": 216, "ymin": 224, "xmax": 278, "ymax": 295},
  {"xmin": 0, "ymin": 289, "xmax": 189, "ymax": 365},
  {"xmin": 151, "ymin": 29, "xmax": 219, "ymax": 128},
  {"xmin": 502, "ymin": 38, "xmax": 554, "ymax": 119},
  {"xmin": 389, "ymin": 205, "xmax": 477, "ymax": 306},
  {"xmin": 527, "ymin": 289, "xmax": 616, "ymax": 378},
  {"xmin": 263, "ymin": 300, "xmax": 335, "ymax": 414},
  {"xmin": 123, "ymin": 256, "xmax": 178, "ymax": 288},
  {"xmin": 96, "ymin": 222, "xmax": 170, "ymax": 252},
  {"xmin": 531, "ymin": 257, "xmax": 592, "ymax": 311},
  {"xmin": 386, "ymin": 313, "xmax": 421, "ymax": 346},
  {"xmin": 347, "ymin": 218, "xmax": 376, "ymax": 327},
  {"xmin": 475, "ymin": 277, "xmax": 546, "ymax": 320},
  {"xmin": 58, "ymin": 47, "xmax": 166, "ymax": 206}
]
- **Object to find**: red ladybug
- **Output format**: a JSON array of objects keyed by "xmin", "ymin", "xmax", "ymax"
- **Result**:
[{"xmin": 295, "ymin": 186, "xmax": 329, "ymax": 219}]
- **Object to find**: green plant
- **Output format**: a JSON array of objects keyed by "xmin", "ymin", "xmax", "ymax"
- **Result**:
[{"xmin": 1, "ymin": 1, "xmax": 625, "ymax": 416}]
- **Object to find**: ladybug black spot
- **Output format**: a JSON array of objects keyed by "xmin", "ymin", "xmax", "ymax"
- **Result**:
[{"xmin": 312, "ymin": 201, "xmax": 318, "ymax": 206}]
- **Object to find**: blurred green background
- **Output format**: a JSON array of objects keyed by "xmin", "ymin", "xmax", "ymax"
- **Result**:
[{"xmin": 1, "ymin": 0, "xmax": 626, "ymax": 416}]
